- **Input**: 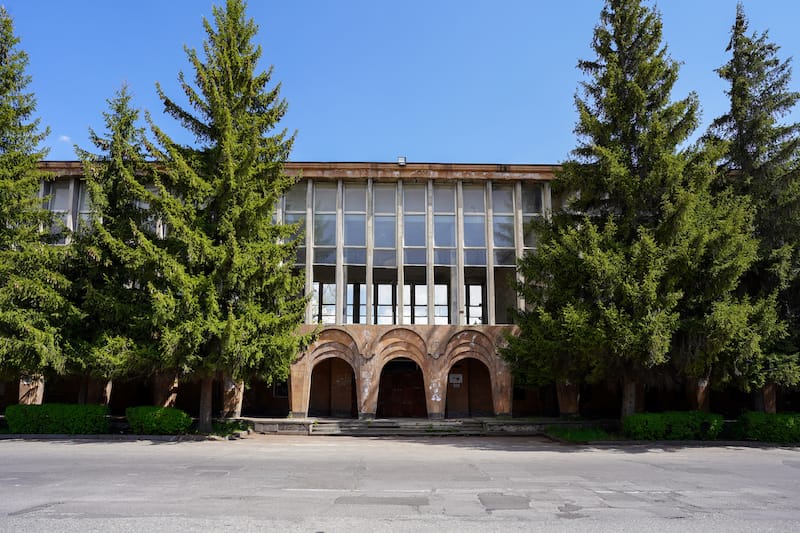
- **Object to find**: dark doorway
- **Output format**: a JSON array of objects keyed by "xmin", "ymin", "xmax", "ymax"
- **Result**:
[
  {"xmin": 445, "ymin": 358, "xmax": 494, "ymax": 418},
  {"xmin": 309, "ymin": 358, "xmax": 357, "ymax": 418},
  {"xmin": 376, "ymin": 358, "xmax": 427, "ymax": 418}
]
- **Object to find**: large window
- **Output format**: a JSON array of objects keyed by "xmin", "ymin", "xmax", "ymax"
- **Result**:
[
  {"xmin": 462, "ymin": 185, "xmax": 486, "ymax": 266},
  {"xmin": 465, "ymin": 284, "xmax": 485, "ymax": 325},
  {"xmin": 45, "ymin": 180, "xmax": 72, "ymax": 244},
  {"xmin": 313, "ymin": 183, "xmax": 337, "ymax": 265},
  {"xmin": 373, "ymin": 282, "xmax": 397, "ymax": 324},
  {"xmin": 402, "ymin": 282, "xmax": 428, "ymax": 324},
  {"xmin": 345, "ymin": 282, "xmax": 367, "ymax": 324},
  {"xmin": 283, "ymin": 181, "xmax": 307, "ymax": 265},
  {"xmin": 433, "ymin": 185, "xmax": 455, "ymax": 265},
  {"xmin": 343, "ymin": 183, "xmax": 366, "ymax": 265},
  {"xmin": 522, "ymin": 183, "xmax": 543, "ymax": 251},
  {"xmin": 311, "ymin": 280, "xmax": 336, "ymax": 324},
  {"xmin": 492, "ymin": 185, "xmax": 516, "ymax": 265},
  {"xmin": 403, "ymin": 184, "xmax": 426, "ymax": 265},
  {"xmin": 373, "ymin": 184, "xmax": 396, "ymax": 267}
]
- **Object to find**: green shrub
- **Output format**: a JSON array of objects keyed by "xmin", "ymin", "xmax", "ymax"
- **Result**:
[
  {"xmin": 737, "ymin": 412, "xmax": 800, "ymax": 444},
  {"xmin": 623, "ymin": 411, "xmax": 723, "ymax": 440},
  {"xmin": 5, "ymin": 404, "xmax": 110, "ymax": 434},
  {"xmin": 126, "ymin": 406, "xmax": 193, "ymax": 435}
]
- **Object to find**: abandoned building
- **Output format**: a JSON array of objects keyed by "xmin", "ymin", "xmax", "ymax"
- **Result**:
[{"xmin": 1, "ymin": 161, "xmax": 565, "ymax": 419}]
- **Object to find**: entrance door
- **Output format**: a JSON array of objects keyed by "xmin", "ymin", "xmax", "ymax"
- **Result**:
[{"xmin": 376, "ymin": 358, "xmax": 427, "ymax": 418}]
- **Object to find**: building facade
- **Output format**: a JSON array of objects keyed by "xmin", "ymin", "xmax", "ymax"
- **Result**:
[{"xmin": 12, "ymin": 161, "xmax": 556, "ymax": 419}]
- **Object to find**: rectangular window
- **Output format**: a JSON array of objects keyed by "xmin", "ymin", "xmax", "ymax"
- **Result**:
[
  {"xmin": 283, "ymin": 181, "xmax": 306, "ymax": 266},
  {"xmin": 373, "ymin": 184, "xmax": 396, "ymax": 267},
  {"xmin": 434, "ymin": 284, "xmax": 449, "ymax": 325},
  {"xmin": 312, "ymin": 281, "xmax": 336, "ymax": 324},
  {"xmin": 402, "ymin": 283, "xmax": 428, "ymax": 324},
  {"xmin": 346, "ymin": 283, "xmax": 367, "ymax": 324},
  {"xmin": 374, "ymin": 283, "xmax": 397, "ymax": 325},
  {"xmin": 465, "ymin": 284, "xmax": 485, "ymax": 325},
  {"xmin": 522, "ymin": 183, "xmax": 543, "ymax": 251},
  {"xmin": 492, "ymin": 185, "xmax": 516, "ymax": 265},
  {"xmin": 344, "ymin": 183, "xmax": 366, "ymax": 265}
]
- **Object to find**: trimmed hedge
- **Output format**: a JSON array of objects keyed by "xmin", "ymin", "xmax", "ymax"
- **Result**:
[
  {"xmin": 126, "ymin": 406, "xmax": 193, "ymax": 435},
  {"xmin": 623, "ymin": 411, "xmax": 723, "ymax": 440},
  {"xmin": 737, "ymin": 412, "xmax": 800, "ymax": 444},
  {"xmin": 5, "ymin": 404, "xmax": 110, "ymax": 434}
]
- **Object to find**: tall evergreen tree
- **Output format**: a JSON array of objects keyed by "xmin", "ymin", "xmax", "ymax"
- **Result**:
[
  {"xmin": 505, "ymin": 0, "xmax": 762, "ymax": 417},
  {"xmin": 67, "ymin": 86, "xmax": 163, "ymax": 401},
  {"xmin": 147, "ymin": 0, "xmax": 309, "ymax": 431},
  {"xmin": 0, "ymin": 7, "xmax": 74, "ymax": 389},
  {"xmin": 709, "ymin": 3, "xmax": 800, "ymax": 393}
]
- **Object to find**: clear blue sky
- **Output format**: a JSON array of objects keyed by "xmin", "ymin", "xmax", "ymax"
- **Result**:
[{"xmin": 7, "ymin": 0, "xmax": 800, "ymax": 164}]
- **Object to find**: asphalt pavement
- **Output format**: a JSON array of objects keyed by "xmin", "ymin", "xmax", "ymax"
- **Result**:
[{"xmin": 1, "ymin": 434, "xmax": 798, "ymax": 532}]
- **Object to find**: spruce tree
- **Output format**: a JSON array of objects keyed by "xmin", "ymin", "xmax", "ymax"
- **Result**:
[
  {"xmin": 67, "ymin": 86, "xmax": 164, "ymax": 401},
  {"xmin": 505, "ymin": 0, "xmax": 762, "ymax": 417},
  {"xmin": 147, "ymin": 0, "xmax": 309, "ymax": 431},
  {"xmin": 709, "ymin": 3, "xmax": 800, "ymax": 393},
  {"xmin": 0, "ymin": 7, "xmax": 74, "ymax": 388}
]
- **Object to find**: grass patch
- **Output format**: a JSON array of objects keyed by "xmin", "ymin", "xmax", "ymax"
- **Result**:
[{"xmin": 545, "ymin": 425, "xmax": 612, "ymax": 443}]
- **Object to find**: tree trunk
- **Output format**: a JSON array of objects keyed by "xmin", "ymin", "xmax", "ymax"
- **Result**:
[
  {"xmin": 86, "ymin": 378, "xmax": 113, "ymax": 405},
  {"xmin": 686, "ymin": 377, "xmax": 710, "ymax": 412},
  {"xmin": 556, "ymin": 381, "xmax": 580, "ymax": 417},
  {"xmin": 77, "ymin": 375, "xmax": 89, "ymax": 404},
  {"xmin": 760, "ymin": 382, "xmax": 777, "ymax": 414},
  {"xmin": 19, "ymin": 375, "xmax": 45, "ymax": 405},
  {"xmin": 221, "ymin": 373, "xmax": 244, "ymax": 418},
  {"xmin": 153, "ymin": 372, "xmax": 179, "ymax": 407},
  {"xmin": 621, "ymin": 379, "xmax": 638, "ymax": 418},
  {"xmin": 198, "ymin": 376, "xmax": 214, "ymax": 433}
]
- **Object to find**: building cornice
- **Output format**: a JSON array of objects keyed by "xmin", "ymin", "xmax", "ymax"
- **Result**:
[{"xmin": 38, "ymin": 160, "xmax": 558, "ymax": 182}]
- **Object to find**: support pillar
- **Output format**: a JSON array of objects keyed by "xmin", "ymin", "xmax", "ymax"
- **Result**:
[
  {"xmin": 153, "ymin": 372, "xmax": 179, "ymax": 407},
  {"xmin": 19, "ymin": 375, "xmax": 44, "ymax": 405},
  {"xmin": 221, "ymin": 374, "xmax": 244, "ymax": 418},
  {"xmin": 556, "ymin": 381, "xmax": 580, "ymax": 417},
  {"xmin": 289, "ymin": 362, "xmax": 309, "ymax": 418},
  {"xmin": 760, "ymin": 382, "xmax": 777, "ymax": 414},
  {"xmin": 686, "ymin": 377, "xmax": 710, "ymax": 412}
]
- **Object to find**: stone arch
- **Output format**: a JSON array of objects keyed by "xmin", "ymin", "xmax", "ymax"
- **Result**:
[
  {"xmin": 440, "ymin": 330, "xmax": 501, "ymax": 417},
  {"xmin": 303, "ymin": 328, "xmax": 361, "ymax": 417},
  {"xmin": 307, "ymin": 328, "xmax": 360, "ymax": 369},
  {"xmin": 441, "ymin": 329, "xmax": 497, "ymax": 373},
  {"xmin": 368, "ymin": 328, "xmax": 431, "ymax": 418},
  {"xmin": 373, "ymin": 328, "xmax": 427, "ymax": 370}
]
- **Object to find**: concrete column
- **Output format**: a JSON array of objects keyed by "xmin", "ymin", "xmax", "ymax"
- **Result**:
[
  {"xmin": 397, "ymin": 180, "xmax": 405, "ymax": 325},
  {"xmin": 365, "ymin": 178, "xmax": 374, "ymax": 325},
  {"xmin": 335, "ymin": 179, "xmax": 344, "ymax": 324},
  {"xmin": 486, "ymin": 181, "xmax": 496, "ymax": 325},
  {"xmin": 426, "ymin": 367, "xmax": 446, "ymax": 420},
  {"xmin": 358, "ymin": 361, "xmax": 378, "ymax": 419},
  {"xmin": 492, "ymin": 364, "xmax": 513, "ymax": 417},
  {"xmin": 304, "ymin": 179, "xmax": 314, "ymax": 324},
  {"xmin": 221, "ymin": 373, "xmax": 244, "ymax": 418},
  {"xmin": 543, "ymin": 181, "xmax": 553, "ymax": 218},
  {"xmin": 18, "ymin": 375, "xmax": 44, "ymax": 405},
  {"xmin": 289, "ymin": 362, "xmax": 309, "ymax": 418},
  {"xmin": 153, "ymin": 372, "xmax": 179, "ymax": 407},
  {"xmin": 426, "ymin": 180, "xmax": 435, "ymax": 323},
  {"xmin": 455, "ymin": 181, "xmax": 465, "ymax": 325},
  {"xmin": 514, "ymin": 181, "xmax": 525, "ymax": 311},
  {"xmin": 87, "ymin": 378, "xmax": 113, "ymax": 406}
]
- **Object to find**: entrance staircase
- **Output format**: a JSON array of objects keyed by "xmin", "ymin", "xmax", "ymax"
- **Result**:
[
  {"xmin": 310, "ymin": 418, "xmax": 486, "ymax": 436},
  {"xmin": 245, "ymin": 417, "xmax": 598, "ymax": 437}
]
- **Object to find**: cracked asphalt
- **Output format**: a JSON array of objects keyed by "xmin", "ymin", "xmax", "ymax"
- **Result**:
[{"xmin": 1, "ymin": 435, "xmax": 798, "ymax": 532}]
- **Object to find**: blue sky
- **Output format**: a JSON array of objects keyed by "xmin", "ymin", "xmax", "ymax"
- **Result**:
[{"xmin": 8, "ymin": 0, "xmax": 800, "ymax": 164}]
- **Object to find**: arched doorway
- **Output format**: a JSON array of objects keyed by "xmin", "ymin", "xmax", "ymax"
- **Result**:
[
  {"xmin": 445, "ymin": 358, "xmax": 494, "ymax": 418},
  {"xmin": 308, "ymin": 358, "xmax": 357, "ymax": 418},
  {"xmin": 376, "ymin": 358, "xmax": 427, "ymax": 418}
]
